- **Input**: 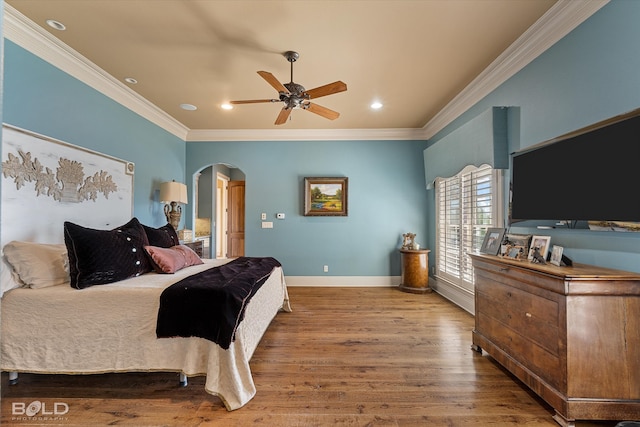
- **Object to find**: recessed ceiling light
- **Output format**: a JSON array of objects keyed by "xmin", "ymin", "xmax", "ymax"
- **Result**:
[
  {"xmin": 124, "ymin": 77, "xmax": 138, "ymax": 85},
  {"xmin": 370, "ymin": 101, "xmax": 383, "ymax": 110},
  {"xmin": 180, "ymin": 103, "xmax": 197, "ymax": 111},
  {"xmin": 46, "ymin": 19, "xmax": 66, "ymax": 31},
  {"xmin": 221, "ymin": 103, "xmax": 233, "ymax": 110}
]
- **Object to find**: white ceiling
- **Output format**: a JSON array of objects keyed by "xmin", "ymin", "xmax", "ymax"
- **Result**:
[{"xmin": 4, "ymin": 1, "xmax": 607, "ymax": 140}]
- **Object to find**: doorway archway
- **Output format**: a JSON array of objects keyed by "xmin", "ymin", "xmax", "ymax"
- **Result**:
[{"xmin": 193, "ymin": 163, "xmax": 245, "ymax": 259}]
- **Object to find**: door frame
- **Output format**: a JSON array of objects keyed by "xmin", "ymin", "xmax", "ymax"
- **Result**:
[{"xmin": 215, "ymin": 172, "xmax": 229, "ymax": 259}]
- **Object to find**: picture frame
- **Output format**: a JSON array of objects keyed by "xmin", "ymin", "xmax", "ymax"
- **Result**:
[
  {"xmin": 550, "ymin": 245, "xmax": 564, "ymax": 266},
  {"xmin": 501, "ymin": 233, "xmax": 531, "ymax": 257},
  {"xmin": 304, "ymin": 177, "xmax": 348, "ymax": 216},
  {"xmin": 506, "ymin": 245, "xmax": 527, "ymax": 260},
  {"xmin": 504, "ymin": 233, "xmax": 532, "ymax": 249},
  {"xmin": 528, "ymin": 235, "xmax": 551, "ymax": 261},
  {"xmin": 479, "ymin": 227, "xmax": 506, "ymax": 255}
]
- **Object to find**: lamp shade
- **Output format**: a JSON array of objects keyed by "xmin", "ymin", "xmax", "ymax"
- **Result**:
[{"xmin": 159, "ymin": 181, "xmax": 188, "ymax": 204}]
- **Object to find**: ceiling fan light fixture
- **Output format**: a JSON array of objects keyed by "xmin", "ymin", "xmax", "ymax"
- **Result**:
[
  {"xmin": 220, "ymin": 103, "xmax": 233, "ymax": 110},
  {"xmin": 229, "ymin": 50, "xmax": 347, "ymax": 125}
]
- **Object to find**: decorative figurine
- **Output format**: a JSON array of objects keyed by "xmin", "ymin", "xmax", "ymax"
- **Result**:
[
  {"xmin": 402, "ymin": 233, "xmax": 416, "ymax": 250},
  {"xmin": 530, "ymin": 247, "xmax": 546, "ymax": 264}
]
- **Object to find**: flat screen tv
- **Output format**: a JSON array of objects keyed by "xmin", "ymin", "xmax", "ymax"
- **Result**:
[{"xmin": 510, "ymin": 108, "xmax": 640, "ymax": 223}]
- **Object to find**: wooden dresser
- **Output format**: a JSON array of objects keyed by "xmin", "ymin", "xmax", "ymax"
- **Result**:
[{"xmin": 470, "ymin": 253, "xmax": 640, "ymax": 426}]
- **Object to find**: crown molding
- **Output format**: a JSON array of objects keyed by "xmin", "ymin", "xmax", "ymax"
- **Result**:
[
  {"xmin": 4, "ymin": 5, "xmax": 190, "ymax": 141},
  {"xmin": 420, "ymin": 0, "xmax": 609, "ymax": 140},
  {"xmin": 4, "ymin": 1, "xmax": 608, "ymax": 143},
  {"xmin": 186, "ymin": 127, "xmax": 424, "ymax": 142}
]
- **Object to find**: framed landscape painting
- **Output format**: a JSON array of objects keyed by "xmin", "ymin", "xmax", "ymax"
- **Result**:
[{"xmin": 304, "ymin": 177, "xmax": 348, "ymax": 216}]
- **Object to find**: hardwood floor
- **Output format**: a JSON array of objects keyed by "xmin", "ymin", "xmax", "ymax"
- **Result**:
[{"xmin": 1, "ymin": 287, "xmax": 625, "ymax": 426}]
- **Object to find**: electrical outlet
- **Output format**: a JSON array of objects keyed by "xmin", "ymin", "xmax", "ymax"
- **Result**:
[
  {"xmin": 261, "ymin": 213, "xmax": 267, "ymax": 220},
  {"xmin": 323, "ymin": 265, "xmax": 329, "ymax": 273}
]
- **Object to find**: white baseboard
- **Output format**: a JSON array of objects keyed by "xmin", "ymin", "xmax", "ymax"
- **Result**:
[
  {"xmin": 430, "ymin": 277, "xmax": 475, "ymax": 315},
  {"xmin": 285, "ymin": 276, "xmax": 401, "ymax": 287}
]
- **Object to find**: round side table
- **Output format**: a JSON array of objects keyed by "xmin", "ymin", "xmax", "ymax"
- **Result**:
[{"xmin": 399, "ymin": 249, "xmax": 431, "ymax": 293}]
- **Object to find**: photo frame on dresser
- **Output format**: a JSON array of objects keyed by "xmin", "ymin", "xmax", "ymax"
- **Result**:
[
  {"xmin": 550, "ymin": 245, "xmax": 564, "ymax": 266},
  {"xmin": 504, "ymin": 233, "xmax": 532, "ymax": 248},
  {"xmin": 480, "ymin": 227, "xmax": 505, "ymax": 255},
  {"xmin": 506, "ymin": 246, "xmax": 525, "ymax": 259},
  {"xmin": 528, "ymin": 235, "xmax": 551, "ymax": 262},
  {"xmin": 500, "ymin": 233, "xmax": 531, "ymax": 260}
]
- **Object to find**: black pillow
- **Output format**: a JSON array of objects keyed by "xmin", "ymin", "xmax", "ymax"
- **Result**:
[
  {"xmin": 142, "ymin": 223, "xmax": 179, "ymax": 248},
  {"xmin": 64, "ymin": 217, "xmax": 153, "ymax": 289}
]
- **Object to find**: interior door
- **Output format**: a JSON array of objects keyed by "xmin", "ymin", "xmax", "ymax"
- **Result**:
[{"xmin": 227, "ymin": 180, "xmax": 245, "ymax": 257}]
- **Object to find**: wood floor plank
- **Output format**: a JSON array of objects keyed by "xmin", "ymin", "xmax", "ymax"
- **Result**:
[{"xmin": 1, "ymin": 287, "xmax": 624, "ymax": 426}]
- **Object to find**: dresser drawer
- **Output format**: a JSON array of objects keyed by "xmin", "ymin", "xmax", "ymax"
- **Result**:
[
  {"xmin": 474, "ymin": 258, "xmax": 566, "ymax": 294},
  {"xmin": 475, "ymin": 276, "xmax": 564, "ymax": 389},
  {"xmin": 476, "ymin": 278, "xmax": 560, "ymax": 355},
  {"xmin": 476, "ymin": 309, "xmax": 563, "ymax": 390}
]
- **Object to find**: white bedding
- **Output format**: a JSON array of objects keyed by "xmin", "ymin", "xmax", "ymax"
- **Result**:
[{"xmin": 1, "ymin": 258, "xmax": 291, "ymax": 410}]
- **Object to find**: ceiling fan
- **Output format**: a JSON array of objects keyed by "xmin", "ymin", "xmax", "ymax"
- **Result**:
[{"xmin": 229, "ymin": 51, "xmax": 347, "ymax": 125}]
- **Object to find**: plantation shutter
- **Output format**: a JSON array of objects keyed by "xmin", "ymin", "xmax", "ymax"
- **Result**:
[{"xmin": 436, "ymin": 165, "xmax": 500, "ymax": 292}]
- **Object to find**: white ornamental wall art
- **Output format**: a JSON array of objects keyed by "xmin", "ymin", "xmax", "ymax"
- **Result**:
[{"xmin": 1, "ymin": 125, "xmax": 134, "ymax": 245}]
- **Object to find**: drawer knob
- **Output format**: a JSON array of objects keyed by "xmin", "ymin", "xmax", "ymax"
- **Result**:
[{"xmin": 525, "ymin": 312, "xmax": 532, "ymax": 318}]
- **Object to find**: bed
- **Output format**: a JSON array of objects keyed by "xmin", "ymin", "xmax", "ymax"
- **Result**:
[
  {"xmin": 0, "ymin": 125, "xmax": 291, "ymax": 410},
  {"xmin": 0, "ymin": 223, "xmax": 291, "ymax": 411}
]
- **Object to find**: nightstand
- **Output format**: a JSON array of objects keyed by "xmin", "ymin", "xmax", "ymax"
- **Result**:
[
  {"xmin": 399, "ymin": 249, "xmax": 431, "ymax": 293},
  {"xmin": 182, "ymin": 240, "xmax": 203, "ymax": 257}
]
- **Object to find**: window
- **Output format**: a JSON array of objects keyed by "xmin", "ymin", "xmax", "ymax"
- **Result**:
[{"xmin": 435, "ymin": 165, "xmax": 502, "ymax": 292}]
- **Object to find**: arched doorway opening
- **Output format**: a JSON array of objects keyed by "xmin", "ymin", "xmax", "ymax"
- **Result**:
[{"xmin": 194, "ymin": 163, "xmax": 245, "ymax": 259}]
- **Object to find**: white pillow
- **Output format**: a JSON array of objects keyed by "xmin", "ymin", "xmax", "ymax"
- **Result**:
[
  {"xmin": 3, "ymin": 241, "xmax": 70, "ymax": 289},
  {"xmin": 1, "ymin": 257, "xmax": 23, "ymax": 296}
]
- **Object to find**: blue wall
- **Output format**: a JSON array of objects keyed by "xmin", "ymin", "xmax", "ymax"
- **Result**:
[
  {"xmin": 4, "ymin": 0, "xmax": 639, "ymax": 276},
  {"xmin": 425, "ymin": 0, "xmax": 640, "ymax": 273},
  {"xmin": 186, "ymin": 139, "xmax": 429, "ymax": 276},
  {"xmin": 2, "ymin": 41, "xmax": 185, "ymax": 227}
]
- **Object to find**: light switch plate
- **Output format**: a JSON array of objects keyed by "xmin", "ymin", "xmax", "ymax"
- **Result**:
[{"xmin": 261, "ymin": 221, "xmax": 273, "ymax": 229}]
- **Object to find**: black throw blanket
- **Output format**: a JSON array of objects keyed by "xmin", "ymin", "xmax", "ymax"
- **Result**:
[{"xmin": 156, "ymin": 257, "xmax": 281, "ymax": 349}]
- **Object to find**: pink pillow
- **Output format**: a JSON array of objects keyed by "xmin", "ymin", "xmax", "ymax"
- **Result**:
[{"xmin": 144, "ymin": 244, "xmax": 203, "ymax": 274}]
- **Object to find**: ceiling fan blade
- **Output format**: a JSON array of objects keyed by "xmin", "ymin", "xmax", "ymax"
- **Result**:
[
  {"xmin": 275, "ymin": 107, "xmax": 292, "ymax": 125},
  {"xmin": 304, "ymin": 103, "xmax": 340, "ymax": 120},
  {"xmin": 258, "ymin": 71, "xmax": 288, "ymax": 93},
  {"xmin": 304, "ymin": 81, "xmax": 347, "ymax": 100},
  {"xmin": 229, "ymin": 99, "xmax": 279, "ymax": 104}
]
